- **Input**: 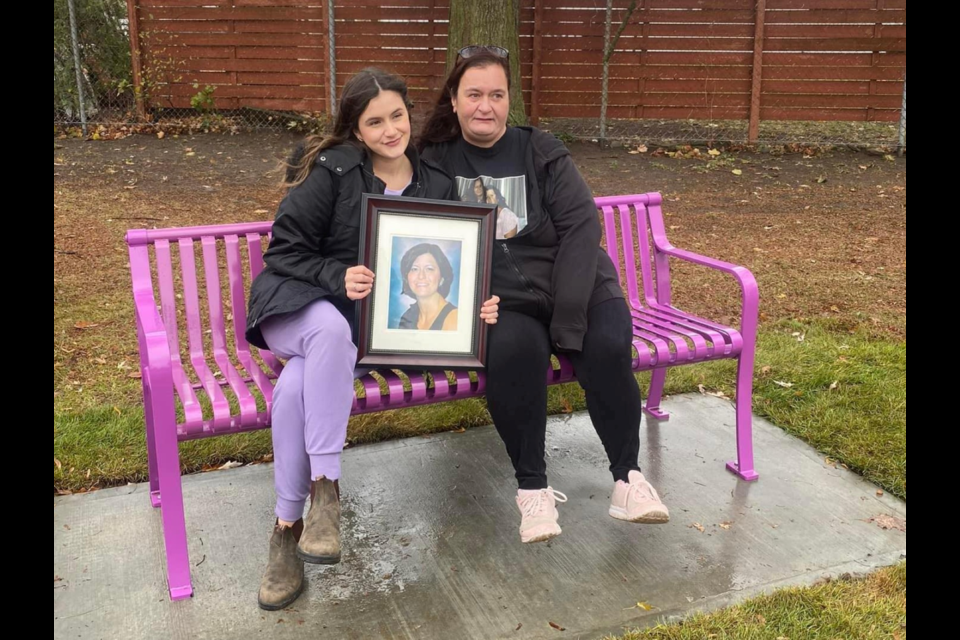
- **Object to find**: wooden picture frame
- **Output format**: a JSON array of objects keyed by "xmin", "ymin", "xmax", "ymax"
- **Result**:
[{"xmin": 357, "ymin": 195, "xmax": 497, "ymax": 369}]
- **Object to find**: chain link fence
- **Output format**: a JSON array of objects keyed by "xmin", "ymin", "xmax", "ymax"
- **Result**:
[
  {"xmin": 54, "ymin": 0, "xmax": 315, "ymax": 135},
  {"xmin": 55, "ymin": 1, "xmax": 905, "ymax": 151},
  {"xmin": 539, "ymin": 117, "xmax": 904, "ymax": 150},
  {"xmin": 55, "ymin": 0, "xmax": 136, "ymax": 131}
]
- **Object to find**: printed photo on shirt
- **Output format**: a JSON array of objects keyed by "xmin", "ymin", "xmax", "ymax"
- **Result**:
[{"xmin": 457, "ymin": 175, "xmax": 527, "ymax": 240}]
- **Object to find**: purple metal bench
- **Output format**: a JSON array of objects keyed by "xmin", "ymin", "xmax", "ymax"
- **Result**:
[{"xmin": 126, "ymin": 192, "xmax": 759, "ymax": 601}]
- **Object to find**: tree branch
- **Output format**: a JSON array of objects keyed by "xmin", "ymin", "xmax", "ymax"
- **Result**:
[{"xmin": 604, "ymin": 0, "xmax": 639, "ymax": 64}]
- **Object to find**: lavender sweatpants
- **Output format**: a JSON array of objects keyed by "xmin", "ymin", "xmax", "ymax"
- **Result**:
[{"xmin": 260, "ymin": 299, "xmax": 357, "ymax": 523}]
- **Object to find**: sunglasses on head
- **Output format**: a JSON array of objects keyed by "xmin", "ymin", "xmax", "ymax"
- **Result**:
[{"xmin": 457, "ymin": 45, "xmax": 509, "ymax": 61}]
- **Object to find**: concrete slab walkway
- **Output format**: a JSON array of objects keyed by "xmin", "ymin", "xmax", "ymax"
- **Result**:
[{"xmin": 54, "ymin": 394, "xmax": 906, "ymax": 640}]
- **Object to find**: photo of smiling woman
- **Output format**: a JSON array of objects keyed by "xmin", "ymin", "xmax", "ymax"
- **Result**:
[
  {"xmin": 393, "ymin": 241, "xmax": 460, "ymax": 331},
  {"xmin": 484, "ymin": 185, "xmax": 519, "ymax": 239},
  {"xmin": 470, "ymin": 177, "xmax": 486, "ymax": 203}
]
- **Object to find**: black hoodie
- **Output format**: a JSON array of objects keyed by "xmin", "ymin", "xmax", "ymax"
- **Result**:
[
  {"xmin": 422, "ymin": 126, "xmax": 622, "ymax": 352},
  {"xmin": 245, "ymin": 142, "xmax": 455, "ymax": 350}
]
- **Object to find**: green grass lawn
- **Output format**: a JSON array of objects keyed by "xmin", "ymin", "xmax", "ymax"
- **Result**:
[
  {"xmin": 610, "ymin": 563, "xmax": 906, "ymax": 640},
  {"xmin": 55, "ymin": 321, "xmax": 905, "ymax": 501}
]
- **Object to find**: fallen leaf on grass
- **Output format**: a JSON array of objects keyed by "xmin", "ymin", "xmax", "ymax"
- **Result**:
[
  {"xmin": 74, "ymin": 321, "xmax": 99, "ymax": 330},
  {"xmin": 774, "ymin": 381, "xmax": 794, "ymax": 388},
  {"xmin": 698, "ymin": 385, "xmax": 729, "ymax": 400}
]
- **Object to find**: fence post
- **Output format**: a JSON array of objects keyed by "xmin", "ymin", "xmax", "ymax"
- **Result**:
[
  {"xmin": 599, "ymin": 0, "xmax": 613, "ymax": 144},
  {"xmin": 748, "ymin": 0, "xmax": 767, "ymax": 144},
  {"xmin": 67, "ymin": 0, "xmax": 88, "ymax": 135},
  {"xmin": 126, "ymin": 0, "xmax": 146, "ymax": 119},
  {"xmin": 531, "ymin": 0, "xmax": 543, "ymax": 126},
  {"xmin": 327, "ymin": 0, "xmax": 337, "ymax": 116},
  {"xmin": 897, "ymin": 74, "xmax": 906, "ymax": 156}
]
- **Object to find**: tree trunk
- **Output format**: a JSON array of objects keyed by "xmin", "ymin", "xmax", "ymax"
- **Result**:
[{"xmin": 447, "ymin": 0, "xmax": 527, "ymax": 125}]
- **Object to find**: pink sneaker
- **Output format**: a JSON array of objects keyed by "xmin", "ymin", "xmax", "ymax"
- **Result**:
[
  {"xmin": 609, "ymin": 471, "xmax": 669, "ymax": 524},
  {"xmin": 516, "ymin": 487, "xmax": 568, "ymax": 543}
]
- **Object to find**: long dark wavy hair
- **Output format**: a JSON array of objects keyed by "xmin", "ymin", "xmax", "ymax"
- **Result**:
[
  {"xmin": 282, "ymin": 68, "xmax": 414, "ymax": 188},
  {"xmin": 484, "ymin": 184, "xmax": 509, "ymax": 210},
  {"xmin": 417, "ymin": 52, "xmax": 511, "ymax": 150}
]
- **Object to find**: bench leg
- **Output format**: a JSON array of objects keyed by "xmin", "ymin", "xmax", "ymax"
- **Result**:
[
  {"xmin": 145, "ymin": 372, "xmax": 194, "ymax": 600},
  {"xmin": 144, "ymin": 403, "xmax": 162, "ymax": 509},
  {"xmin": 726, "ymin": 351, "xmax": 759, "ymax": 482},
  {"xmin": 643, "ymin": 369, "xmax": 670, "ymax": 421},
  {"xmin": 156, "ymin": 428, "xmax": 193, "ymax": 599}
]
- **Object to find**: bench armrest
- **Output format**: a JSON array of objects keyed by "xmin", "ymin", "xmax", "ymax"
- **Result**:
[
  {"xmin": 654, "ymin": 239, "xmax": 759, "ymax": 340},
  {"xmin": 132, "ymin": 290, "xmax": 175, "ymax": 376},
  {"xmin": 661, "ymin": 246, "xmax": 758, "ymax": 300},
  {"xmin": 127, "ymin": 240, "xmax": 175, "ymax": 375}
]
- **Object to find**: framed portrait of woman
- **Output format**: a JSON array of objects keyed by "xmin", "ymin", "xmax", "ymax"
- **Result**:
[{"xmin": 357, "ymin": 195, "xmax": 497, "ymax": 369}]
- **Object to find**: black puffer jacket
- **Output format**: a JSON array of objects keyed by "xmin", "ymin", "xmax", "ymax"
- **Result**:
[
  {"xmin": 246, "ymin": 143, "xmax": 455, "ymax": 349},
  {"xmin": 422, "ymin": 127, "xmax": 622, "ymax": 352}
]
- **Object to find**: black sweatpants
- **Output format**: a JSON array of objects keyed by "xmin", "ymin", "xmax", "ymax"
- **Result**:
[{"xmin": 486, "ymin": 298, "xmax": 643, "ymax": 490}]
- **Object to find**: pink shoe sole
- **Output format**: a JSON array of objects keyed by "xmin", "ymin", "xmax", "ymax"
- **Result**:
[
  {"xmin": 608, "ymin": 506, "xmax": 670, "ymax": 524},
  {"xmin": 520, "ymin": 524, "xmax": 562, "ymax": 543}
]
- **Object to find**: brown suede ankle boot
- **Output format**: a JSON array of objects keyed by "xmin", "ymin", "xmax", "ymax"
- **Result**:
[
  {"xmin": 297, "ymin": 477, "xmax": 341, "ymax": 564},
  {"xmin": 258, "ymin": 520, "xmax": 304, "ymax": 611}
]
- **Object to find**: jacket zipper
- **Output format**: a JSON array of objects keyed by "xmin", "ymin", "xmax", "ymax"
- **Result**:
[{"xmin": 500, "ymin": 243, "xmax": 536, "ymax": 295}]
